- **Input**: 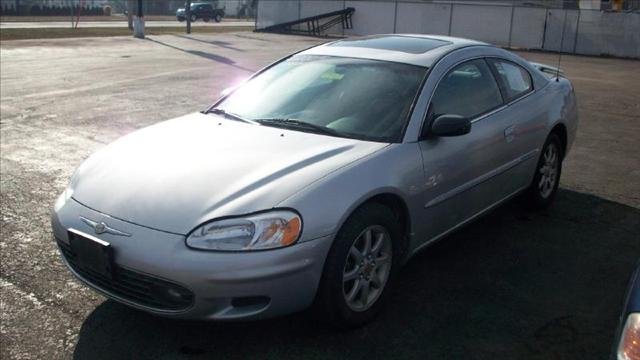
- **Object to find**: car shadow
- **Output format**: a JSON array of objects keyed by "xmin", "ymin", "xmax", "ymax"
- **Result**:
[
  {"xmin": 72, "ymin": 189, "xmax": 640, "ymax": 360},
  {"xmin": 146, "ymin": 37, "xmax": 255, "ymax": 73},
  {"xmin": 172, "ymin": 35, "xmax": 245, "ymax": 52}
]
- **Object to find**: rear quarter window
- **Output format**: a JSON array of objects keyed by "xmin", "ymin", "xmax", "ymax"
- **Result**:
[{"xmin": 488, "ymin": 59, "xmax": 533, "ymax": 102}]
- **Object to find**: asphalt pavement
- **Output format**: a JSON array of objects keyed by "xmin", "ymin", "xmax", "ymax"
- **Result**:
[{"xmin": 1, "ymin": 32, "xmax": 639, "ymax": 359}]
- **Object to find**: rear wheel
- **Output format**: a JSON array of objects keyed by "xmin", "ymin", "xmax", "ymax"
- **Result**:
[
  {"xmin": 214, "ymin": 14, "xmax": 222, "ymax": 22},
  {"xmin": 524, "ymin": 133, "xmax": 563, "ymax": 209},
  {"xmin": 315, "ymin": 203, "xmax": 399, "ymax": 328},
  {"xmin": 190, "ymin": 14, "xmax": 197, "ymax": 22}
]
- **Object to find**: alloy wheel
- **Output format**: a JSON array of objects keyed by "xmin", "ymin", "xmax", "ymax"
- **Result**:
[
  {"xmin": 342, "ymin": 225, "xmax": 392, "ymax": 312},
  {"xmin": 538, "ymin": 142, "xmax": 559, "ymax": 199}
]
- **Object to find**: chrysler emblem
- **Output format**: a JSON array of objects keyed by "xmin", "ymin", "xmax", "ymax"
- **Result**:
[
  {"xmin": 94, "ymin": 222, "xmax": 107, "ymax": 234},
  {"xmin": 80, "ymin": 216, "xmax": 131, "ymax": 237}
]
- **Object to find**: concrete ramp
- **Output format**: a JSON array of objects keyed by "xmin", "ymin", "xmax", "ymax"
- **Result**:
[{"xmin": 256, "ymin": 7, "xmax": 354, "ymax": 36}]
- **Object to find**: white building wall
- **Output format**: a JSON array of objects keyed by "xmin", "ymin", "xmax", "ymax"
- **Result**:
[
  {"xmin": 395, "ymin": 2, "xmax": 451, "ymax": 35},
  {"xmin": 510, "ymin": 7, "xmax": 547, "ymax": 48},
  {"xmin": 575, "ymin": 11, "xmax": 640, "ymax": 58},
  {"xmin": 255, "ymin": 0, "xmax": 640, "ymax": 58},
  {"xmin": 343, "ymin": 0, "xmax": 395, "ymax": 35},
  {"xmin": 256, "ymin": 0, "xmax": 299, "ymax": 28},
  {"xmin": 450, "ymin": 4, "xmax": 512, "ymax": 46},
  {"xmin": 300, "ymin": 0, "xmax": 344, "ymax": 18}
]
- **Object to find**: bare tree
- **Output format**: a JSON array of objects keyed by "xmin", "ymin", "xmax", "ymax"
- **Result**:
[{"xmin": 70, "ymin": 0, "xmax": 74, "ymax": 28}]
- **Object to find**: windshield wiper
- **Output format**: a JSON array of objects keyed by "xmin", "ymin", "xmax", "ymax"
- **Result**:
[
  {"xmin": 207, "ymin": 108, "xmax": 257, "ymax": 124},
  {"xmin": 254, "ymin": 118, "xmax": 340, "ymax": 137}
]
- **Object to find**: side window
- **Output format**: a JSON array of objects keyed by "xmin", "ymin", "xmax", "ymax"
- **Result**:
[
  {"xmin": 488, "ymin": 59, "xmax": 533, "ymax": 102},
  {"xmin": 430, "ymin": 59, "xmax": 503, "ymax": 119}
]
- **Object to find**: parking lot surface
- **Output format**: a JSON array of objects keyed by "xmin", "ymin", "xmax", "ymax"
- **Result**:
[{"xmin": 1, "ymin": 32, "xmax": 639, "ymax": 359}]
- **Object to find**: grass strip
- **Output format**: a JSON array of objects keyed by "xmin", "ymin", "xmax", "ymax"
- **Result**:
[{"xmin": 1, "ymin": 26, "xmax": 254, "ymax": 41}]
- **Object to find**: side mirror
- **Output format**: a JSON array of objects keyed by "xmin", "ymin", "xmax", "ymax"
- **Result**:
[{"xmin": 430, "ymin": 114, "xmax": 471, "ymax": 137}]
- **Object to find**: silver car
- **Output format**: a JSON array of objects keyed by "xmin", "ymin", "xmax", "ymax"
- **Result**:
[{"xmin": 52, "ymin": 35, "xmax": 578, "ymax": 327}]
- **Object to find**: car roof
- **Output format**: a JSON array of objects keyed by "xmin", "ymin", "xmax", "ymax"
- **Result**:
[{"xmin": 300, "ymin": 34, "xmax": 489, "ymax": 67}]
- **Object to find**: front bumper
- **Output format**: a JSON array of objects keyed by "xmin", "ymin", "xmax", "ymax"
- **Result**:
[{"xmin": 52, "ymin": 197, "xmax": 333, "ymax": 320}]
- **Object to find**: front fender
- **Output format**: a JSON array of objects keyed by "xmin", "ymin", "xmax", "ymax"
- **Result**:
[{"xmin": 277, "ymin": 143, "xmax": 425, "ymax": 246}]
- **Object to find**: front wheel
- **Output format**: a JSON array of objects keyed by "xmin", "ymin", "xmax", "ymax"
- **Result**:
[
  {"xmin": 190, "ymin": 14, "xmax": 197, "ymax": 22},
  {"xmin": 214, "ymin": 14, "xmax": 222, "ymax": 22},
  {"xmin": 314, "ymin": 203, "xmax": 399, "ymax": 328},
  {"xmin": 524, "ymin": 133, "xmax": 563, "ymax": 209}
]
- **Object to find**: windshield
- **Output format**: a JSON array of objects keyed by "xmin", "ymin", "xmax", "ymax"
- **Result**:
[
  {"xmin": 214, "ymin": 55, "xmax": 427, "ymax": 142},
  {"xmin": 183, "ymin": 3, "xmax": 211, "ymax": 10}
]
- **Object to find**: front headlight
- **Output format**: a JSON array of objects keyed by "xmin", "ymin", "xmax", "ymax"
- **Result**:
[
  {"xmin": 54, "ymin": 186, "xmax": 74, "ymax": 212},
  {"xmin": 618, "ymin": 313, "xmax": 640, "ymax": 360},
  {"xmin": 186, "ymin": 210, "xmax": 302, "ymax": 251},
  {"xmin": 54, "ymin": 167, "xmax": 80, "ymax": 211}
]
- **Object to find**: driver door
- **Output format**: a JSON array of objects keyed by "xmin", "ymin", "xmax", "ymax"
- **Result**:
[{"xmin": 419, "ymin": 58, "xmax": 517, "ymax": 240}]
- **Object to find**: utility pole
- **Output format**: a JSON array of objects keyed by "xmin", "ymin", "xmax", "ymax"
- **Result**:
[
  {"xmin": 186, "ymin": 0, "xmax": 192, "ymax": 34},
  {"xmin": 127, "ymin": 0, "xmax": 134, "ymax": 30},
  {"xmin": 133, "ymin": 0, "xmax": 144, "ymax": 39}
]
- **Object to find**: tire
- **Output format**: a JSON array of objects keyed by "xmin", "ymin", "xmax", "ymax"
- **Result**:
[
  {"xmin": 190, "ymin": 14, "xmax": 197, "ymax": 22},
  {"xmin": 214, "ymin": 14, "xmax": 222, "ymax": 22},
  {"xmin": 524, "ymin": 133, "xmax": 563, "ymax": 209},
  {"xmin": 314, "ymin": 203, "xmax": 401, "ymax": 328}
]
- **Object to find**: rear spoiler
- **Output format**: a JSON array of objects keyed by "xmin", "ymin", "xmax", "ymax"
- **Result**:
[{"xmin": 530, "ymin": 62, "xmax": 564, "ymax": 77}]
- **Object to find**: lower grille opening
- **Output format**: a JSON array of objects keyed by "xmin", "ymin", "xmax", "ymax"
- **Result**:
[
  {"xmin": 57, "ymin": 238, "xmax": 193, "ymax": 311},
  {"xmin": 231, "ymin": 296, "xmax": 270, "ymax": 308}
]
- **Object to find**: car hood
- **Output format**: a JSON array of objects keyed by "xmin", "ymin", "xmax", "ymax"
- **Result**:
[{"xmin": 71, "ymin": 113, "xmax": 387, "ymax": 235}]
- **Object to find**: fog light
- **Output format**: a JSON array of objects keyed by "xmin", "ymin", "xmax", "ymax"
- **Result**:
[
  {"xmin": 150, "ymin": 284, "xmax": 192, "ymax": 305},
  {"xmin": 231, "ymin": 296, "xmax": 270, "ymax": 309},
  {"xmin": 166, "ymin": 288, "xmax": 185, "ymax": 300}
]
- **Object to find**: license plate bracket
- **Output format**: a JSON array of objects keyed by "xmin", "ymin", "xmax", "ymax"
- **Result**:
[{"xmin": 68, "ymin": 229, "xmax": 115, "ymax": 279}]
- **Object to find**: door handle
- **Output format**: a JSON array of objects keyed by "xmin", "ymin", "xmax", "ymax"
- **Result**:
[{"xmin": 504, "ymin": 125, "xmax": 516, "ymax": 143}]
